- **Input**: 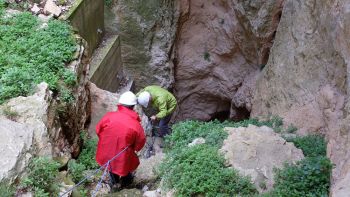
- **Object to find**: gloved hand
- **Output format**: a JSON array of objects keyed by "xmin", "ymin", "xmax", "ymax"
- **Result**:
[{"xmin": 150, "ymin": 115, "xmax": 157, "ymax": 121}]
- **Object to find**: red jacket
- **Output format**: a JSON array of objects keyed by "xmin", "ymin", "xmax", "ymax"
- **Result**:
[{"xmin": 95, "ymin": 105, "xmax": 146, "ymax": 176}]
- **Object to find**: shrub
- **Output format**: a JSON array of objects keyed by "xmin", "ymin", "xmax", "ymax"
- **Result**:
[
  {"xmin": 159, "ymin": 120, "xmax": 259, "ymax": 196},
  {"xmin": 68, "ymin": 159, "xmax": 86, "ymax": 183},
  {"xmin": 221, "ymin": 116, "xmax": 284, "ymax": 132},
  {"xmin": 286, "ymin": 135, "xmax": 326, "ymax": 157},
  {"xmin": 105, "ymin": 0, "xmax": 113, "ymax": 7},
  {"xmin": 59, "ymin": 86, "xmax": 75, "ymax": 103},
  {"xmin": 2, "ymin": 105, "xmax": 18, "ymax": 121},
  {"xmin": 268, "ymin": 135, "xmax": 331, "ymax": 196},
  {"xmin": 22, "ymin": 157, "xmax": 60, "ymax": 195},
  {"xmin": 62, "ymin": 69, "xmax": 77, "ymax": 87},
  {"xmin": 285, "ymin": 124, "xmax": 298, "ymax": 133},
  {"xmin": 203, "ymin": 51, "xmax": 210, "ymax": 61},
  {"xmin": 165, "ymin": 120, "xmax": 228, "ymax": 151},
  {"xmin": 77, "ymin": 136, "xmax": 99, "ymax": 170},
  {"xmin": 271, "ymin": 156, "xmax": 332, "ymax": 197},
  {"xmin": 159, "ymin": 144, "xmax": 257, "ymax": 197},
  {"xmin": 0, "ymin": 182, "xmax": 15, "ymax": 197},
  {"xmin": 0, "ymin": 11, "xmax": 76, "ymax": 104},
  {"xmin": 261, "ymin": 115, "xmax": 284, "ymax": 132}
]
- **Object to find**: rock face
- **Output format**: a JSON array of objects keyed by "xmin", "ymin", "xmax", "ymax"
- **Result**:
[
  {"xmin": 220, "ymin": 125, "xmax": 304, "ymax": 192},
  {"xmin": 114, "ymin": 0, "xmax": 178, "ymax": 91},
  {"xmin": 0, "ymin": 118, "xmax": 33, "ymax": 183},
  {"xmin": 88, "ymin": 82, "xmax": 120, "ymax": 136},
  {"xmin": 250, "ymin": 0, "xmax": 350, "ymax": 195},
  {"xmin": 0, "ymin": 39, "xmax": 90, "ymax": 182},
  {"xmin": 134, "ymin": 153, "xmax": 164, "ymax": 186},
  {"xmin": 173, "ymin": 0, "xmax": 284, "ymax": 121}
]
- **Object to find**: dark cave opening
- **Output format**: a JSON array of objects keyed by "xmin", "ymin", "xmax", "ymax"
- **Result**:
[
  {"xmin": 209, "ymin": 110, "xmax": 231, "ymax": 122},
  {"xmin": 230, "ymin": 106, "xmax": 250, "ymax": 121}
]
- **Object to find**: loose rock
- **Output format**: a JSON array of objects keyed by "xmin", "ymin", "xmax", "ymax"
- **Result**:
[{"xmin": 220, "ymin": 125, "xmax": 304, "ymax": 192}]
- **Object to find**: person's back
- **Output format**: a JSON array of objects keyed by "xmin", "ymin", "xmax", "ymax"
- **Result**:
[
  {"xmin": 137, "ymin": 85, "xmax": 177, "ymax": 137},
  {"xmin": 95, "ymin": 91, "xmax": 145, "ymax": 189},
  {"xmin": 96, "ymin": 105, "xmax": 145, "ymax": 176},
  {"xmin": 142, "ymin": 85, "xmax": 177, "ymax": 118}
]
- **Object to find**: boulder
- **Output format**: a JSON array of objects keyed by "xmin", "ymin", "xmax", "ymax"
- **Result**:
[
  {"xmin": 88, "ymin": 82, "xmax": 120, "ymax": 137},
  {"xmin": 134, "ymin": 153, "xmax": 164, "ymax": 186},
  {"xmin": 3, "ymin": 83, "xmax": 53, "ymax": 157},
  {"xmin": 188, "ymin": 138, "xmax": 205, "ymax": 147},
  {"xmin": 250, "ymin": 0, "xmax": 350, "ymax": 194},
  {"xmin": 31, "ymin": 4, "xmax": 41, "ymax": 15},
  {"xmin": 0, "ymin": 118, "xmax": 33, "ymax": 183},
  {"xmin": 44, "ymin": 0, "xmax": 61, "ymax": 17},
  {"xmin": 220, "ymin": 125, "xmax": 304, "ymax": 192}
]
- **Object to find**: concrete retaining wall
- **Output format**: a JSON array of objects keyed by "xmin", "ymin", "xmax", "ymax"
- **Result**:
[
  {"xmin": 63, "ymin": 0, "xmax": 104, "ymax": 56},
  {"xmin": 90, "ymin": 35, "xmax": 123, "ymax": 92}
]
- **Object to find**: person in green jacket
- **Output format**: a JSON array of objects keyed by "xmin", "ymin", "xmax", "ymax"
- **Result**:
[{"xmin": 137, "ymin": 85, "xmax": 177, "ymax": 137}]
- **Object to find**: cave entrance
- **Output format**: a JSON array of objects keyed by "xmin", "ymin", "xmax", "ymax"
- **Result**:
[
  {"xmin": 230, "ymin": 106, "xmax": 250, "ymax": 121},
  {"xmin": 209, "ymin": 110, "xmax": 231, "ymax": 122},
  {"xmin": 208, "ymin": 100, "xmax": 250, "ymax": 122}
]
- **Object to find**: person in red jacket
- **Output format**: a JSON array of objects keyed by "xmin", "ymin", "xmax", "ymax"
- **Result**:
[{"xmin": 95, "ymin": 91, "xmax": 146, "ymax": 189}]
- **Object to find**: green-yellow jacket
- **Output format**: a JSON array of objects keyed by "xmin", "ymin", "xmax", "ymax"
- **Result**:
[{"xmin": 137, "ymin": 85, "xmax": 177, "ymax": 119}]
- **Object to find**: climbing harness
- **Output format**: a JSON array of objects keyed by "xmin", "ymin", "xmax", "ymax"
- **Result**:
[{"xmin": 59, "ymin": 146, "xmax": 129, "ymax": 197}]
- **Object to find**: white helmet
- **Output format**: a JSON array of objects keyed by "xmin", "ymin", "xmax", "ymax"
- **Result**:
[
  {"xmin": 118, "ymin": 91, "xmax": 137, "ymax": 106},
  {"xmin": 137, "ymin": 91, "xmax": 151, "ymax": 107}
]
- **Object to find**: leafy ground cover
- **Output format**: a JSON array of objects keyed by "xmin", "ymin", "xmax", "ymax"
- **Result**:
[
  {"xmin": 160, "ymin": 119, "xmax": 332, "ymax": 197},
  {"xmin": 266, "ymin": 135, "xmax": 332, "ymax": 197},
  {"xmin": 0, "ymin": 1, "xmax": 76, "ymax": 104},
  {"xmin": 159, "ymin": 120, "xmax": 262, "ymax": 196}
]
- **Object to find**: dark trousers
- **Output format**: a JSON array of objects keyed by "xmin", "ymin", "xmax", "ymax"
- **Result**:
[
  {"xmin": 109, "ymin": 172, "xmax": 133, "ymax": 187},
  {"xmin": 159, "ymin": 114, "xmax": 171, "ymax": 137}
]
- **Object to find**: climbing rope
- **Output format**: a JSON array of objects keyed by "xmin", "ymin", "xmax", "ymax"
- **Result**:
[
  {"xmin": 59, "ymin": 146, "xmax": 129, "ymax": 197},
  {"xmin": 91, "ymin": 161, "xmax": 110, "ymax": 197}
]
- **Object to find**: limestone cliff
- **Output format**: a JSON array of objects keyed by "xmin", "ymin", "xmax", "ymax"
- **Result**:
[
  {"xmin": 173, "ymin": 0, "xmax": 283, "ymax": 121},
  {"xmin": 251, "ymin": 0, "xmax": 350, "ymax": 195},
  {"xmin": 114, "ymin": 0, "xmax": 178, "ymax": 91}
]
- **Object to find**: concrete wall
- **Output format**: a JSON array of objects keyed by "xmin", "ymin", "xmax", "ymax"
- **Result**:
[
  {"xmin": 90, "ymin": 35, "xmax": 123, "ymax": 92},
  {"xmin": 64, "ymin": 0, "xmax": 104, "ymax": 56}
]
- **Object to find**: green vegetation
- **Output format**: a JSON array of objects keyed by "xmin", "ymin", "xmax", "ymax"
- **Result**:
[
  {"xmin": 22, "ymin": 157, "xmax": 60, "ymax": 196},
  {"xmin": 105, "ymin": 0, "xmax": 113, "ymax": 7},
  {"xmin": 165, "ymin": 120, "xmax": 229, "ymax": 151},
  {"xmin": 160, "ymin": 144, "xmax": 256, "ymax": 197},
  {"xmin": 0, "ymin": 182, "xmax": 15, "ymax": 197},
  {"xmin": 2, "ymin": 105, "xmax": 18, "ymax": 121},
  {"xmin": 68, "ymin": 159, "xmax": 86, "ymax": 183},
  {"xmin": 286, "ymin": 135, "xmax": 327, "ymax": 157},
  {"xmin": 160, "ymin": 120, "xmax": 258, "ymax": 196},
  {"xmin": 203, "ymin": 51, "xmax": 210, "ymax": 61},
  {"xmin": 285, "ymin": 124, "xmax": 298, "ymax": 133},
  {"xmin": 67, "ymin": 132, "xmax": 98, "ymax": 185},
  {"xmin": 0, "ymin": 7, "xmax": 77, "ymax": 104},
  {"xmin": 271, "ymin": 156, "xmax": 332, "ymax": 197},
  {"xmin": 77, "ymin": 133, "xmax": 99, "ymax": 170},
  {"xmin": 265, "ymin": 134, "xmax": 331, "ymax": 196},
  {"xmin": 161, "ymin": 119, "xmax": 331, "ymax": 196}
]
